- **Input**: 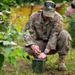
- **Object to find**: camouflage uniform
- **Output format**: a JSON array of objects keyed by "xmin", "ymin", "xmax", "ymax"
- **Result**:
[{"xmin": 24, "ymin": 10, "xmax": 72, "ymax": 56}]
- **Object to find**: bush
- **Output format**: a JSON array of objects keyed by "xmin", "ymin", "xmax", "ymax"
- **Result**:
[
  {"xmin": 63, "ymin": 13, "xmax": 75, "ymax": 48},
  {"xmin": 0, "ymin": 0, "xmax": 26, "ymax": 69},
  {"xmin": 67, "ymin": 14, "xmax": 75, "ymax": 48}
]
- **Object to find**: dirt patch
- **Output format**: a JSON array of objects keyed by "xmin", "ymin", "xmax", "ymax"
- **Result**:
[
  {"xmin": 0, "ymin": 58, "xmax": 75, "ymax": 75},
  {"xmin": 1, "ymin": 50, "xmax": 75, "ymax": 75}
]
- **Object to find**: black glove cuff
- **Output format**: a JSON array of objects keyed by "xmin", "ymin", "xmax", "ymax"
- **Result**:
[{"xmin": 71, "ymin": 3, "xmax": 75, "ymax": 9}]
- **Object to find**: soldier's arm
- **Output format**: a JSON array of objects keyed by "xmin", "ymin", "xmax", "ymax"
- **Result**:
[
  {"xmin": 24, "ymin": 15, "xmax": 36, "ymax": 46},
  {"xmin": 46, "ymin": 14, "xmax": 64, "ymax": 50}
]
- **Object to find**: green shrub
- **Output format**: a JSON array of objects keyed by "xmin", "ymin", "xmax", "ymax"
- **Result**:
[
  {"xmin": 68, "ymin": 14, "xmax": 75, "ymax": 48},
  {"xmin": 64, "ymin": 13, "xmax": 75, "ymax": 48}
]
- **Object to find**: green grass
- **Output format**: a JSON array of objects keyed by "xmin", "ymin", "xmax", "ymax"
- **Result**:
[{"xmin": 0, "ymin": 49, "xmax": 75, "ymax": 75}]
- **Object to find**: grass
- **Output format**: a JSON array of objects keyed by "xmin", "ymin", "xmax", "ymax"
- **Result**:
[{"xmin": 0, "ymin": 49, "xmax": 75, "ymax": 75}]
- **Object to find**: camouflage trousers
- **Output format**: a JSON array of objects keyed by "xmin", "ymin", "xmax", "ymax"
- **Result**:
[{"xmin": 25, "ymin": 30, "xmax": 72, "ymax": 55}]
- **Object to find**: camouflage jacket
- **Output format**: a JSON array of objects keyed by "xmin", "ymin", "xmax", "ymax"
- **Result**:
[{"xmin": 24, "ymin": 10, "xmax": 64, "ymax": 50}]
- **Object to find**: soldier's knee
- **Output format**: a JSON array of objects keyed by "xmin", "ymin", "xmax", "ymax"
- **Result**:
[
  {"xmin": 59, "ymin": 30, "xmax": 72, "ymax": 40},
  {"xmin": 58, "ymin": 30, "xmax": 72, "ymax": 50}
]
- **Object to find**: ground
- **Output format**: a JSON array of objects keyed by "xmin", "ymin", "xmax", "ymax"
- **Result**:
[{"xmin": 0, "ymin": 49, "xmax": 75, "ymax": 75}]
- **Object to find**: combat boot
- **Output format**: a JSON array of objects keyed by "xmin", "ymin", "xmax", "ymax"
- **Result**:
[{"xmin": 58, "ymin": 55, "xmax": 67, "ymax": 71}]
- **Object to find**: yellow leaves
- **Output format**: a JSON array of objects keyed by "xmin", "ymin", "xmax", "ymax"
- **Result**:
[
  {"xmin": 63, "ymin": 18, "xmax": 69, "ymax": 29},
  {"xmin": 15, "ymin": 24, "xmax": 21, "ymax": 32}
]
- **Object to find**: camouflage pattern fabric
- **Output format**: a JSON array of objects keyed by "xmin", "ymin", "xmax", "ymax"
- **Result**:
[{"xmin": 24, "ymin": 10, "xmax": 72, "ymax": 55}]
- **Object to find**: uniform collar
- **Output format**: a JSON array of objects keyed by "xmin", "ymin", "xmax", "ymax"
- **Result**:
[{"xmin": 39, "ymin": 10, "xmax": 54, "ymax": 24}]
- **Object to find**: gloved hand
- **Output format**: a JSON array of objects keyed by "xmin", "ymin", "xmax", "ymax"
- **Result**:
[
  {"xmin": 37, "ymin": 52, "xmax": 47, "ymax": 59},
  {"xmin": 37, "ymin": 48, "xmax": 50, "ymax": 59},
  {"xmin": 30, "ymin": 44, "xmax": 41, "ymax": 55}
]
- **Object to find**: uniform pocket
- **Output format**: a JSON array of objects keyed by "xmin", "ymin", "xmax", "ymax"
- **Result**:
[
  {"xmin": 66, "ymin": 34, "xmax": 72, "ymax": 50},
  {"xmin": 34, "ymin": 21, "xmax": 42, "ymax": 29}
]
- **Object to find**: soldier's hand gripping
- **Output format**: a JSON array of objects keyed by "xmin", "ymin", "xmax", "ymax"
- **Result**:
[
  {"xmin": 37, "ymin": 52, "xmax": 47, "ymax": 59},
  {"xmin": 30, "ymin": 45, "xmax": 41, "ymax": 55},
  {"xmin": 37, "ymin": 48, "xmax": 50, "ymax": 59}
]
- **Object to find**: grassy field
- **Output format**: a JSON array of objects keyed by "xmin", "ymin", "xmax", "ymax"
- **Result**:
[{"xmin": 0, "ymin": 49, "xmax": 75, "ymax": 75}]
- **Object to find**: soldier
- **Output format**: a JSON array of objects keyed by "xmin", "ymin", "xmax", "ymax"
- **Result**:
[
  {"xmin": 65, "ymin": 0, "xmax": 75, "ymax": 17},
  {"xmin": 24, "ymin": 1, "xmax": 72, "ymax": 71}
]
